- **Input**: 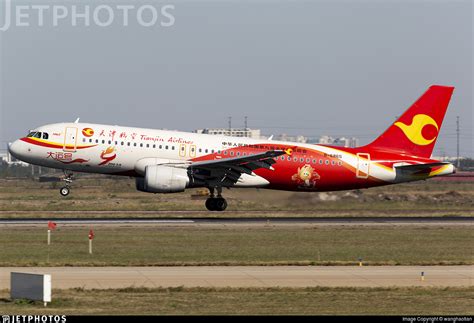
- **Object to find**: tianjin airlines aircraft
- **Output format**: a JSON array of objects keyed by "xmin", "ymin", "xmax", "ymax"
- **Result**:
[{"xmin": 8, "ymin": 85, "xmax": 455, "ymax": 211}]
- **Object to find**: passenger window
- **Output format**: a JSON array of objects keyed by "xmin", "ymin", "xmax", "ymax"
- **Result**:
[
  {"xmin": 96, "ymin": 139, "xmax": 99, "ymax": 144},
  {"xmin": 102, "ymin": 140, "xmax": 106, "ymax": 144},
  {"xmin": 108, "ymin": 140, "xmax": 111, "ymax": 144},
  {"xmin": 159, "ymin": 145, "xmax": 162, "ymax": 149},
  {"xmin": 319, "ymin": 160, "xmax": 323, "ymax": 164},
  {"xmin": 134, "ymin": 143, "xmax": 137, "ymax": 147},
  {"xmin": 140, "ymin": 143, "xmax": 143, "ymax": 147},
  {"xmin": 312, "ymin": 159, "xmax": 316, "ymax": 164},
  {"xmin": 172, "ymin": 146, "xmax": 175, "ymax": 150},
  {"xmin": 236, "ymin": 152, "xmax": 240, "ymax": 156},
  {"xmin": 153, "ymin": 145, "xmax": 156, "ymax": 148},
  {"xmin": 146, "ymin": 144, "xmax": 149, "ymax": 148},
  {"xmin": 223, "ymin": 151, "xmax": 227, "ymax": 155},
  {"xmin": 115, "ymin": 141, "xmax": 118, "ymax": 145},
  {"xmin": 230, "ymin": 152, "xmax": 234, "ymax": 156},
  {"xmin": 300, "ymin": 158, "xmax": 304, "ymax": 162},
  {"xmin": 199, "ymin": 148, "xmax": 202, "ymax": 153},
  {"xmin": 287, "ymin": 156, "xmax": 291, "ymax": 161},
  {"xmin": 166, "ymin": 146, "xmax": 169, "ymax": 150},
  {"xmin": 205, "ymin": 149, "xmax": 208, "ymax": 153},
  {"xmin": 306, "ymin": 158, "xmax": 310, "ymax": 163},
  {"xmin": 281, "ymin": 156, "xmax": 285, "ymax": 161},
  {"xmin": 121, "ymin": 142, "xmax": 124, "ymax": 146},
  {"xmin": 325, "ymin": 160, "xmax": 329, "ymax": 165},
  {"xmin": 42, "ymin": 133, "xmax": 49, "ymax": 140},
  {"xmin": 293, "ymin": 157, "xmax": 297, "ymax": 162},
  {"xmin": 89, "ymin": 139, "xmax": 93, "ymax": 143},
  {"xmin": 332, "ymin": 161, "xmax": 336, "ymax": 165},
  {"xmin": 338, "ymin": 161, "xmax": 343, "ymax": 166},
  {"xmin": 127, "ymin": 142, "xmax": 131, "ymax": 146}
]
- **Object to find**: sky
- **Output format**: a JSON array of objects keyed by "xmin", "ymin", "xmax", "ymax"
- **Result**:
[{"xmin": 0, "ymin": 0, "xmax": 472, "ymax": 157}]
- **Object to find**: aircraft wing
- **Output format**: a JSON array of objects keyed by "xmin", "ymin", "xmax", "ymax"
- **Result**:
[{"xmin": 189, "ymin": 150, "xmax": 288, "ymax": 187}]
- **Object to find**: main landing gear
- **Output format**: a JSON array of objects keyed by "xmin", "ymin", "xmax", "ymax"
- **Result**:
[
  {"xmin": 60, "ymin": 171, "xmax": 73, "ymax": 197},
  {"xmin": 205, "ymin": 187, "xmax": 228, "ymax": 212}
]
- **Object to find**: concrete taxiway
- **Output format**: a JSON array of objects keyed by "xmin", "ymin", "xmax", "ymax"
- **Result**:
[
  {"xmin": 0, "ymin": 216, "xmax": 472, "ymax": 227},
  {"xmin": 0, "ymin": 266, "xmax": 471, "ymax": 289}
]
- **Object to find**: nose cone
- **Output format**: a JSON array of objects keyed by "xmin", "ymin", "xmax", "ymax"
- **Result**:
[{"xmin": 8, "ymin": 140, "xmax": 23, "ymax": 160}]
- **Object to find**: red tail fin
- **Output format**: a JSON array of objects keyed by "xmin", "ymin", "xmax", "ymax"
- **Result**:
[{"xmin": 367, "ymin": 85, "xmax": 454, "ymax": 158}]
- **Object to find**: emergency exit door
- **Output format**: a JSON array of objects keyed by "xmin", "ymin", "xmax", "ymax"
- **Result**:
[{"xmin": 356, "ymin": 153, "xmax": 370, "ymax": 179}]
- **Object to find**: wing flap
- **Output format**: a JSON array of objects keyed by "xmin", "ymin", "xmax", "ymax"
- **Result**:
[{"xmin": 189, "ymin": 150, "xmax": 287, "ymax": 187}]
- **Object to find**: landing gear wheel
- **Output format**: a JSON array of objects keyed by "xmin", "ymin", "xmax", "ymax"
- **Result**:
[
  {"xmin": 205, "ymin": 198, "xmax": 217, "ymax": 211},
  {"xmin": 215, "ymin": 198, "xmax": 227, "ymax": 211},
  {"xmin": 205, "ymin": 197, "xmax": 227, "ymax": 211},
  {"xmin": 60, "ymin": 187, "xmax": 70, "ymax": 197}
]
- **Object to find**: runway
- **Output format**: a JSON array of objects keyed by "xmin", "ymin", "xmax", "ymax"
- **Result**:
[
  {"xmin": 0, "ymin": 266, "xmax": 472, "ymax": 289},
  {"xmin": 0, "ymin": 216, "xmax": 472, "ymax": 227}
]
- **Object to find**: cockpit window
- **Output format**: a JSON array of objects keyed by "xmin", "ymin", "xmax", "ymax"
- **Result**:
[{"xmin": 27, "ymin": 131, "xmax": 48, "ymax": 139}]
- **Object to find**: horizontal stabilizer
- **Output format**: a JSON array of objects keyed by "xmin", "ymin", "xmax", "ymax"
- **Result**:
[{"xmin": 395, "ymin": 162, "xmax": 450, "ymax": 173}]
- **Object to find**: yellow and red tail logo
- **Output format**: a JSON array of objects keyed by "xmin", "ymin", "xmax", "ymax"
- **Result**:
[
  {"xmin": 394, "ymin": 114, "xmax": 439, "ymax": 146},
  {"xmin": 82, "ymin": 128, "xmax": 94, "ymax": 137}
]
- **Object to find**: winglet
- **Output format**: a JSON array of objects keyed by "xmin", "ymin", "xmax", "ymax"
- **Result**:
[{"xmin": 74, "ymin": 118, "xmax": 80, "ymax": 124}]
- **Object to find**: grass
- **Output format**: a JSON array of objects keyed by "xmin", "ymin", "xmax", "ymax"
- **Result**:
[
  {"xmin": 0, "ymin": 226, "xmax": 472, "ymax": 266},
  {"xmin": 0, "ymin": 177, "xmax": 473, "ymax": 216},
  {"xmin": 0, "ymin": 286, "xmax": 472, "ymax": 315}
]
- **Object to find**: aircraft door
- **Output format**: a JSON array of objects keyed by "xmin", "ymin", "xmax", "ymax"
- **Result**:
[
  {"xmin": 356, "ymin": 153, "xmax": 370, "ymax": 179},
  {"xmin": 64, "ymin": 127, "xmax": 78, "ymax": 152}
]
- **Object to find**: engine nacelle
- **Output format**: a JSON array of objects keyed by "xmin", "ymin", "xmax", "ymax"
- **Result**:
[{"xmin": 136, "ymin": 165, "xmax": 189, "ymax": 193}]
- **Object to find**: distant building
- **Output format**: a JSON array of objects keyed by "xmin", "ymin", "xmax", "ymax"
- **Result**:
[
  {"xmin": 194, "ymin": 128, "xmax": 262, "ymax": 139},
  {"xmin": 317, "ymin": 136, "xmax": 359, "ymax": 148},
  {"xmin": 1, "ymin": 145, "xmax": 29, "ymax": 166},
  {"xmin": 0, "ymin": 152, "xmax": 7, "ymax": 163},
  {"xmin": 275, "ymin": 134, "xmax": 308, "ymax": 143},
  {"xmin": 432, "ymin": 156, "xmax": 465, "ymax": 162}
]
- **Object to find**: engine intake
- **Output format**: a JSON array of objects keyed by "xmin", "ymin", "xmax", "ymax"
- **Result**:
[{"xmin": 136, "ymin": 165, "xmax": 189, "ymax": 193}]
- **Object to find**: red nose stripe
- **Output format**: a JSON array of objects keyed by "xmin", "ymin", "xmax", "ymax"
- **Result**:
[{"xmin": 21, "ymin": 137, "xmax": 97, "ymax": 150}]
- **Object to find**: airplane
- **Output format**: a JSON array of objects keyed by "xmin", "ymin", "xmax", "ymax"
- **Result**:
[{"xmin": 8, "ymin": 85, "xmax": 456, "ymax": 211}]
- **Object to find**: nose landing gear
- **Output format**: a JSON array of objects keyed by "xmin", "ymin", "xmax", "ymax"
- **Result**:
[
  {"xmin": 60, "ymin": 186, "xmax": 70, "ymax": 197},
  {"xmin": 59, "ymin": 171, "xmax": 74, "ymax": 197},
  {"xmin": 205, "ymin": 187, "xmax": 228, "ymax": 211}
]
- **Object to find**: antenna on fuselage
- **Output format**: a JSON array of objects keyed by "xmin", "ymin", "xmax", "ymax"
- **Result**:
[{"xmin": 74, "ymin": 118, "xmax": 80, "ymax": 123}]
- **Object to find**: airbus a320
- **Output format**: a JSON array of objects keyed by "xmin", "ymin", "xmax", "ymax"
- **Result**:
[{"xmin": 8, "ymin": 85, "xmax": 456, "ymax": 211}]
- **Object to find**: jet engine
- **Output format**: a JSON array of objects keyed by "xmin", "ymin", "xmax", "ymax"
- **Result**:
[{"xmin": 136, "ymin": 165, "xmax": 189, "ymax": 193}]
